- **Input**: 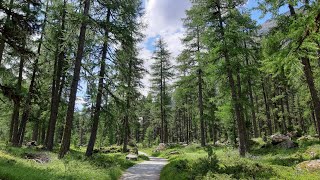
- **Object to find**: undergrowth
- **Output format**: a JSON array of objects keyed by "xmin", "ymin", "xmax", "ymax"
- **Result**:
[{"xmin": 146, "ymin": 139, "xmax": 320, "ymax": 180}]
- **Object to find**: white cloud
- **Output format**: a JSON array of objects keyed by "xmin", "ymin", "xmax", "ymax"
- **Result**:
[
  {"xmin": 139, "ymin": 0, "xmax": 191, "ymax": 95},
  {"xmin": 143, "ymin": 0, "xmax": 191, "ymax": 38}
]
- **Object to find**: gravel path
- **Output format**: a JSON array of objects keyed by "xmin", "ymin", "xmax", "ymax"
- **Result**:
[{"xmin": 120, "ymin": 153, "xmax": 168, "ymax": 180}]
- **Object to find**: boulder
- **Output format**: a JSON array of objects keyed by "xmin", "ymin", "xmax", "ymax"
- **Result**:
[
  {"xmin": 215, "ymin": 141, "xmax": 226, "ymax": 146},
  {"xmin": 24, "ymin": 153, "xmax": 50, "ymax": 164},
  {"xmin": 26, "ymin": 141, "xmax": 37, "ymax": 147},
  {"xmin": 154, "ymin": 143, "xmax": 166, "ymax": 152},
  {"xmin": 286, "ymin": 131, "xmax": 299, "ymax": 138},
  {"xmin": 298, "ymin": 159, "xmax": 320, "ymax": 171},
  {"xmin": 168, "ymin": 151, "xmax": 180, "ymax": 155},
  {"xmin": 297, "ymin": 135, "xmax": 316, "ymax": 141},
  {"xmin": 277, "ymin": 139, "xmax": 298, "ymax": 149},
  {"xmin": 126, "ymin": 154, "xmax": 138, "ymax": 161},
  {"xmin": 271, "ymin": 134, "xmax": 290, "ymax": 145}
]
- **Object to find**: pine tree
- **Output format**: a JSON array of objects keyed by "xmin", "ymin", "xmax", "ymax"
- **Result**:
[
  {"xmin": 59, "ymin": 0, "xmax": 91, "ymax": 158},
  {"xmin": 182, "ymin": 3, "xmax": 207, "ymax": 146},
  {"xmin": 150, "ymin": 38, "xmax": 173, "ymax": 144},
  {"xmin": 85, "ymin": 7, "xmax": 111, "ymax": 157},
  {"xmin": 46, "ymin": 0, "xmax": 68, "ymax": 151}
]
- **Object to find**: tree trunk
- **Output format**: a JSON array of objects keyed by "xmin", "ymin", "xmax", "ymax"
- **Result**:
[
  {"xmin": 296, "ymin": 95, "xmax": 306, "ymax": 133},
  {"xmin": 255, "ymin": 95, "xmax": 262, "ymax": 137},
  {"xmin": 198, "ymin": 68, "xmax": 205, "ymax": 147},
  {"xmin": 236, "ymin": 67, "xmax": 249, "ymax": 147},
  {"xmin": 0, "ymin": 40, "xmax": 5, "ymax": 66},
  {"xmin": 301, "ymin": 57, "xmax": 320, "ymax": 136},
  {"xmin": 46, "ymin": 0, "xmax": 67, "ymax": 151},
  {"xmin": 0, "ymin": 0, "xmax": 14, "ymax": 65},
  {"xmin": 59, "ymin": 0, "xmax": 90, "ymax": 158},
  {"xmin": 196, "ymin": 26, "xmax": 205, "ymax": 147},
  {"xmin": 32, "ymin": 110, "xmax": 41, "ymax": 142},
  {"xmin": 244, "ymin": 43, "xmax": 258, "ymax": 138},
  {"xmin": 17, "ymin": 2, "xmax": 48, "ymax": 146},
  {"xmin": 188, "ymin": 115, "xmax": 191, "ymax": 143},
  {"xmin": 160, "ymin": 53, "xmax": 164, "ymax": 143},
  {"xmin": 86, "ymin": 10, "xmax": 110, "ymax": 157},
  {"xmin": 40, "ymin": 120, "xmax": 46, "ymax": 144},
  {"xmin": 217, "ymin": 2, "xmax": 246, "ymax": 156},
  {"xmin": 279, "ymin": 90, "xmax": 287, "ymax": 133},
  {"xmin": 164, "ymin": 78, "xmax": 168, "ymax": 143},
  {"xmin": 186, "ymin": 105, "xmax": 189, "ymax": 144},
  {"xmin": 123, "ymin": 47, "xmax": 133, "ymax": 153},
  {"xmin": 11, "ymin": 52, "xmax": 24, "ymax": 146},
  {"xmin": 272, "ymin": 82, "xmax": 280, "ymax": 133},
  {"xmin": 262, "ymin": 79, "xmax": 272, "ymax": 135},
  {"xmin": 285, "ymin": 87, "xmax": 292, "ymax": 128}
]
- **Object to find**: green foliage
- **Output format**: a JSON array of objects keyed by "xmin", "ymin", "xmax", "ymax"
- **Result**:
[
  {"xmin": 138, "ymin": 154, "xmax": 149, "ymax": 161},
  {"xmin": 158, "ymin": 138, "xmax": 320, "ymax": 180},
  {"xmin": 0, "ymin": 144, "xmax": 137, "ymax": 180}
]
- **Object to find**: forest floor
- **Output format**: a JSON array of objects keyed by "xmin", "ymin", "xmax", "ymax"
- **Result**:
[
  {"xmin": 0, "ymin": 142, "xmax": 141, "ymax": 180},
  {"xmin": 1, "ymin": 138, "xmax": 320, "ymax": 180},
  {"xmin": 140, "ymin": 138, "xmax": 320, "ymax": 180}
]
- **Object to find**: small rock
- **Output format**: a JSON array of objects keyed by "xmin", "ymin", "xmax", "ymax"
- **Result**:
[
  {"xmin": 277, "ymin": 139, "xmax": 298, "ymax": 149},
  {"xmin": 286, "ymin": 131, "xmax": 297, "ymax": 138},
  {"xmin": 154, "ymin": 143, "xmax": 166, "ymax": 152},
  {"xmin": 24, "ymin": 153, "xmax": 50, "ymax": 164},
  {"xmin": 215, "ymin": 141, "xmax": 226, "ymax": 146},
  {"xmin": 297, "ymin": 135, "xmax": 315, "ymax": 141},
  {"xmin": 126, "ymin": 154, "xmax": 138, "ymax": 161},
  {"xmin": 271, "ymin": 134, "xmax": 290, "ymax": 145},
  {"xmin": 168, "ymin": 151, "xmax": 180, "ymax": 155},
  {"xmin": 298, "ymin": 159, "xmax": 320, "ymax": 171},
  {"xmin": 25, "ymin": 141, "xmax": 37, "ymax": 147}
]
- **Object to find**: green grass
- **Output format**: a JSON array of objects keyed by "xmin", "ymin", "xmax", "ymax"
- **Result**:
[
  {"xmin": 0, "ymin": 143, "xmax": 141, "ymax": 180},
  {"xmin": 144, "ymin": 139, "xmax": 320, "ymax": 180}
]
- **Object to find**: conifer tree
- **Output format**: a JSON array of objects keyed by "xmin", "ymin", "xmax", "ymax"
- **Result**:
[{"xmin": 150, "ymin": 38, "xmax": 173, "ymax": 144}]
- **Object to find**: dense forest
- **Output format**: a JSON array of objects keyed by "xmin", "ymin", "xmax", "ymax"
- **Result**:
[{"xmin": 1, "ymin": 0, "xmax": 320, "ymax": 179}]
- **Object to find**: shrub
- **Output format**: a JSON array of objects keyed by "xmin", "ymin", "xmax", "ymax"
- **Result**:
[
  {"xmin": 200, "ymin": 171, "xmax": 235, "ymax": 180},
  {"xmin": 151, "ymin": 151, "xmax": 160, "ymax": 157},
  {"xmin": 160, "ymin": 159, "xmax": 190, "ymax": 180},
  {"xmin": 221, "ymin": 158, "xmax": 274, "ymax": 179},
  {"xmin": 189, "ymin": 147, "xmax": 220, "ymax": 178},
  {"xmin": 191, "ymin": 155, "xmax": 219, "ymax": 177},
  {"xmin": 172, "ymin": 159, "xmax": 188, "ymax": 170},
  {"xmin": 138, "ymin": 154, "xmax": 149, "ymax": 161}
]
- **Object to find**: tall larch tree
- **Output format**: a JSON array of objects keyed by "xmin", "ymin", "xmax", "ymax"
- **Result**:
[{"xmin": 59, "ymin": 0, "xmax": 91, "ymax": 158}]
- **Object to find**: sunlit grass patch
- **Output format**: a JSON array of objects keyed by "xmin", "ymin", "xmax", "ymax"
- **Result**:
[
  {"xmin": 156, "ymin": 139, "xmax": 320, "ymax": 180},
  {"xmin": 0, "ymin": 144, "xmax": 137, "ymax": 180}
]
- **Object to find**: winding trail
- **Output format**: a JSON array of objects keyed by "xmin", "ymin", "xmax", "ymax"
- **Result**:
[{"xmin": 120, "ymin": 152, "xmax": 168, "ymax": 180}]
